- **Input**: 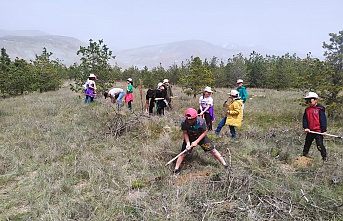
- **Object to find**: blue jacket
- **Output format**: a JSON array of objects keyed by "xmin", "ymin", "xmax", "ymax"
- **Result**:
[{"xmin": 237, "ymin": 86, "xmax": 248, "ymax": 103}]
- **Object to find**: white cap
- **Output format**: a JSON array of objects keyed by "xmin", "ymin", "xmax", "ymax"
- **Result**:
[
  {"xmin": 236, "ymin": 79, "xmax": 243, "ymax": 84},
  {"xmin": 228, "ymin": 89, "xmax": 239, "ymax": 97},
  {"xmin": 204, "ymin": 86, "xmax": 213, "ymax": 93},
  {"xmin": 89, "ymin": 74, "xmax": 96, "ymax": 78},
  {"xmin": 304, "ymin": 92, "xmax": 318, "ymax": 99},
  {"xmin": 163, "ymin": 79, "xmax": 169, "ymax": 83},
  {"xmin": 127, "ymin": 78, "xmax": 132, "ymax": 82},
  {"xmin": 157, "ymin": 82, "xmax": 163, "ymax": 88}
]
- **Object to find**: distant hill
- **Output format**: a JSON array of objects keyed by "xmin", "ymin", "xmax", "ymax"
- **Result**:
[
  {"xmin": 0, "ymin": 34, "xmax": 84, "ymax": 66},
  {"xmin": 113, "ymin": 40, "xmax": 242, "ymax": 69},
  {"xmin": 0, "ymin": 29, "xmax": 310, "ymax": 69}
]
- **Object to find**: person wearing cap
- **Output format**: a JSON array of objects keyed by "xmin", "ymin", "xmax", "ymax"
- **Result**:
[
  {"xmin": 104, "ymin": 88, "xmax": 126, "ymax": 110},
  {"xmin": 236, "ymin": 79, "xmax": 248, "ymax": 117},
  {"xmin": 155, "ymin": 82, "xmax": 167, "ymax": 115},
  {"xmin": 162, "ymin": 79, "xmax": 174, "ymax": 109},
  {"xmin": 198, "ymin": 86, "xmax": 215, "ymax": 131},
  {"xmin": 125, "ymin": 78, "xmax": 134, "ymax": 111},
  {"xmin": 173, "ymin": 108, "xmax": 228, "ymax": 174},
  {"xmin": 302, "ymin": 92, "xmax": 327, "ymax": 161},
  {"xmin": 84, "ymin": 74, "xmax": 97, "ymax": 103},
  {"xmin": 214, "ymin": 90, "xmax": 243, "ymax": 137}
]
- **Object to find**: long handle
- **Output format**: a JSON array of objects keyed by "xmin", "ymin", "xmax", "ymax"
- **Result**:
[
  {"xmin": 308, "ymin": 130, "xmax": 342, "ymax": 138},
  {"xmin": 165, "ymin": 149, "xmax": 188, "ymax": 166}
]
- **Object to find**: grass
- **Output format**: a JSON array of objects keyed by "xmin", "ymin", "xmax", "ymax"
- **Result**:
[{"xmin": 0, "ymin": 82, "xmax": 342, "ymax": 220}]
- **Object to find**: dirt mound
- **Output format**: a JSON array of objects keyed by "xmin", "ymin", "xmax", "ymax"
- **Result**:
[
  {"xmin": 294, "ymin": 156, "xmax": 313, "ymax": 167},
  {"xmin": 176, "ymin": 170, "xmax": 213, "ymax": 184}
]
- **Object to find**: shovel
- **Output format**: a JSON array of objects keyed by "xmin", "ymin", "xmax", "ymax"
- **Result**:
[
  {"xmin": 308, "ymin": 130, "xmax": 342, "ymax": 139},
  {"xmin": 165, "ymin": 149, "xmax": 188, "ymax": 166}
]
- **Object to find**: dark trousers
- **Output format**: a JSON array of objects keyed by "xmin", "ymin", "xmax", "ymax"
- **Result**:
[
  {"xmin": 204, "ymin": 112, "xmax": 212, "ymax": 131},
  {"xmin": 148, "ymin": 99, "xmax": 155, "ymax": 115},
  {"xmin": 303, "ymin": 133, "xmax": 327, "ymax": 159},
  {"xmin": 198, "ymin": 110, "xmax": 212, "ymax": 131}
]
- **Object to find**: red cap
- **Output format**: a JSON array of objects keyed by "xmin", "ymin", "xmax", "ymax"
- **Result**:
[{"xmin": 185, "ymin": 108, "xmax": 197, "ymax": 119}]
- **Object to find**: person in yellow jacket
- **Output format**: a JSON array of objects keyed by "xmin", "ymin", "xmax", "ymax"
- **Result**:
[{"xmin": 225, "ymin": 90, "xmax": 243, "ymax": 138}]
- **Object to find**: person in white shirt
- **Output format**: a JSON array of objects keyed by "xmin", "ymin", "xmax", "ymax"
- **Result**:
[
  {"xmin": 84, "ymin": 74, "xmax": 97, "ymax": 103},
  {"xmin": 104, "ymin": 88, "xmax": 126, "ymax": 110},
  {"xmin": 198, "ymin": 86, "xmax": 215, "ymax": 131}
]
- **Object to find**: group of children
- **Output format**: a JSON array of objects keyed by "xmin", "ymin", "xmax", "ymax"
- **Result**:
[
  {"xmin": 145, "ymin": 79, "xmax": 174, "ymax": 116},
  {"xmin": 173, "ymin": 81, "xmax": 328, "ymax": 174},
  {"xmin": 96, "ymin": 76, "xmax": 328, "ymax": 174}
]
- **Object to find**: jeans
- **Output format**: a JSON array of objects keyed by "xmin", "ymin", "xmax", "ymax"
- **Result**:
[
  {"xmin": 215, "ymin": 117, "xmax": 227, "ymax": 135},
  {"xmin": 215, "ymin": 116, "xmax": 236, "ymax": 138},
  {"xmin": 229, "ymin": 126, "xmax": 236, "ymax": 138},
  {"xmin": 117, "ymin": 91, "xmax": 125, "ymax": 109}
]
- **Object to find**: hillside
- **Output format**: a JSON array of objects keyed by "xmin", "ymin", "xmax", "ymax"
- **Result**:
[
  {"xmin": 0, "ymin": 84, "xmax": 342, "ymax": 220},
  {"xmin": 0, "ymin": 35, "xmax": 84, "ymax": 66},
  {"xmin": 0, "ymin": 29, "xmax": 309, "ymax": 69}
]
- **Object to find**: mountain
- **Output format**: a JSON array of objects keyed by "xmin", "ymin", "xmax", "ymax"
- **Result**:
[
  {"xmin": 0, "ymin": 29, "xmax": 309, "ymax": 69},
  {"xmin": 113, "ymin": 40, "xmax": 241, "ymax": 69},
  {"xmin": 0, "ymin": 34, "xmax": 85, "ymax": 66}
]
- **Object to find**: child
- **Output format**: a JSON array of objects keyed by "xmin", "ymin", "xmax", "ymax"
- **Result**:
[
  {"xmin": 215, "ymin": 90, "xmax": 243, "ymax": 138},
  {"xmin": 155, "ymin": 82, "xmax": 167, "ymax": 116},
  {"xmin": 225, "ymin": 90, "xmax": 243, "ymax": 138},
  {"xmin": 145, "ymin": 88, "xmax": 157, "ymax": 115},
  {"xmin": 162, "ymin": 79, "xmax": 174, "ymax": 109},
  {"xmin": 125, "ymin": 78, "xmax": 134, "ymax": 111},
  {"xmin": 84, "ymin": 74, "xmax": 97, "ymax": 103},
  {"xmin": 104, "ymin": 88, "xmax": 126, "ymax": 110},
  {"xmin": 198, "ymin": 86, "xmax": 215, "ymax": 131},
  {"xmin": 302, "ymin": 92, "xmax": 327, "ymax": 161},
  {"xmin": 236, "ymin": 79, "xmax": 248, "ymax": 117},
  {"xmin": 173, "ymin": 108, "xmax": 227, "ymax": 174}
]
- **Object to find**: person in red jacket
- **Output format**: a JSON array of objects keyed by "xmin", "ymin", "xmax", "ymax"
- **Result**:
[{"xmin": 302, "ymin": 92, "xmax": 327, "ymax": 161}]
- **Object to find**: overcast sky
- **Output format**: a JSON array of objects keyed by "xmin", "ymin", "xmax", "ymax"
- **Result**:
[{"xmin": 1, "ymin": 0, "xmax": 342, "ymax": 57}]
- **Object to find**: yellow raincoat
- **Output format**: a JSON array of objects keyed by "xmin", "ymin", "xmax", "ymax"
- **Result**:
[{"xmin": 225, "ymin": 99, "xmax": 243, "ymax": 127}]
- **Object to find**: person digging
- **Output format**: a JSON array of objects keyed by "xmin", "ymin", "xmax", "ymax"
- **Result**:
[{"xmin": 173, "ymin": 108, "xmax": 228, "ymax": 174}]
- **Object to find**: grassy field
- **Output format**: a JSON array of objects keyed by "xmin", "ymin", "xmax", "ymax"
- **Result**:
[{"xmin": 1, "ymin": 82, "xmax": 342, "ymax": 220}]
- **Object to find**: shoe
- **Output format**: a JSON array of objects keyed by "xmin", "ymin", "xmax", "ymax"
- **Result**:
[
  {"xmin": 173, "ymin": 168, "xmax": 180, "ymax": 175},
  {"xmin": 214, "ymin": 132, "xmax": 219, "ymax": 135},
  {"xmin": 223, "ymin": 164, "xmax": 229, "ymax": 169},
  {"xmin": 322, "ymin": 157, "xmax": 327, "ymax": 161}
]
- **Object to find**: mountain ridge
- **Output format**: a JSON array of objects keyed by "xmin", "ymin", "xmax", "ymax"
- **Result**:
[{"xmin": 0, "ymin": 29, "xmax": 310, "ymax": 69}]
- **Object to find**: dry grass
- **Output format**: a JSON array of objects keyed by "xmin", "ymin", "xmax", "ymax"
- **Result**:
[{"xmin": 0, "ymin": 83, "xmax": 342, "ymax": 220}]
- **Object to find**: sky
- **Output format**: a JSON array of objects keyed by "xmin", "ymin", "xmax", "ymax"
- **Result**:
[{"xmin": 1, "ymin": 0, "xmax": 342, "ymax": 57}]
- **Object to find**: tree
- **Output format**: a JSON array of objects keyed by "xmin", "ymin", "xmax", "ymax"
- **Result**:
[
  {"xmin": 0, "ymin": 48, "xmax": 12, "ymax": 97},
  {"xmin": 225, "ymin": 53, "xmax": 247, "ymax": 87},
  {"xmin": 72, "ymin": 39, "xmax": 116, "ymax": 93},
  {"xmin": 297, "ymin": 30, "xmax": 343, "ymax": 117},
  {"xmin": 31, "ymin": 47, "xmax": 63, "ymax": 93},
  {"xmin": 246, "ymin": 51, "xmax": 267, "ymax": 88},
  {"xmin": 179, "ymin": 57, "xmax": 214, "ymax": 97}
]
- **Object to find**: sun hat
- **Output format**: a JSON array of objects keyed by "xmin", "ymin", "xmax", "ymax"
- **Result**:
[
  {"xmin": 157, "ymin": 82, "xmax": 163, "ymax": 88},
  {"xmin": 228, "ymin": 89, "xmax": 239, "ymax": 97},
  {"xmin": 304, "ymin": 92, "xmax": 318, "ymax": 99},
  {"xmin": 185, "ymin": 108, "xmax": 197, "ymax": 119},
  {"xmin": 127, "ymin": 78, "xmax": 132, "ymax": 82},
  {"xmin": 236, "ymin": 79, "xmax": 243, "ymax": 84},
  {"xmin": 89, "ymin": 73, "xmax": 96, "ymax": 78},
  {"xmin": 204, "ymin": 86, "xmax": 213, "ymax": 93},
  {"xmin": 163, "ymin": 79, "xmax": 169, "ymax": 83}
]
